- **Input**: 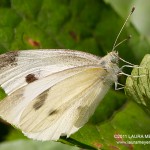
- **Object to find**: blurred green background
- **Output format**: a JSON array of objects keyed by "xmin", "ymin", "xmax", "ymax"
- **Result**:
[{"xmin": 0, "ymin": 0, "xmax": 150, "ymax": 150}]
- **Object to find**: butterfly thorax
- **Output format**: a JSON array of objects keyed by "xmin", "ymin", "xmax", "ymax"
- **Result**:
[{"xmin": 99, "ymin": 51, "xmax": 120, "ymax": 84}]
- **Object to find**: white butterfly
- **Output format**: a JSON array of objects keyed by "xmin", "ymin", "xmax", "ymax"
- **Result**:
[{"xmin": 0, "ymin": 8, "xmax": 135, "ymax": 141}]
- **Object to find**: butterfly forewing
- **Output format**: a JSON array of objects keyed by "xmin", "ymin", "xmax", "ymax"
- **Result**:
[
  {"xmin": 19, "ymin": 67, "xmax": 107, "ymax": 132},
  {"xmin": 20, "ymin": 67, "xmax": 110, "ymax": 140}
]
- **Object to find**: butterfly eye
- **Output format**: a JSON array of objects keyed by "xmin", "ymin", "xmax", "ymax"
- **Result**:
[{"xmin": 111, "ymin": 57, "xmax": 118, "ymax": 64}]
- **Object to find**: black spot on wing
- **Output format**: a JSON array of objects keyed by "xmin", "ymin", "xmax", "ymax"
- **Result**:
[
  {"xmin": 33, "ymin": 99, "xmax": 45, "ymax": 110},
  {"xmin": 25, "ymin": 74, "xmax": 38, "ymax": 83},
  {"xmin": 0, "ymin": 51, "xmax": 18, "ymax": 69},
  {"xmin": 48, "ymin": 110, "xmax": 58, "ymax": 116},
  {"xmin": 33, "ymin": 90, "xmax": 48, "ymax": 110}
]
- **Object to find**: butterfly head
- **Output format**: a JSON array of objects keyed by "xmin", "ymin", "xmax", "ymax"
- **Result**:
[
  {"xmin": 109, "ymin": 51, "xmax": 119, "ymax": 65},
  {"xmin": 100, "ymin": 51, "xmax": 119, "ymax": 66},
  {"xmin": 99, "ymin": 51, "xmax": 120, "ymax": 79}
]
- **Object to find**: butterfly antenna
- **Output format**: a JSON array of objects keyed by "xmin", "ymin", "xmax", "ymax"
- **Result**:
[
  {"xmin": 112, "ymin": 7, "xmax": 135, "ymax": 51},
  {"xmin": 113, "ymin": 35, "xmax": 131, "ymax": 50}
]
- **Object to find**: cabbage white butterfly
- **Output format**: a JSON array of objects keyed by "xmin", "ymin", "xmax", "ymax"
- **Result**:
[{"xmin": 0, "ymin": 8, "xmax": 135, "ymax": 141}]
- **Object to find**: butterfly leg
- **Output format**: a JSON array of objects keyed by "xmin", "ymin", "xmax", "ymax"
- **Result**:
[{"xmin": 115, "ymin": 82, "xmax": 125, "ymax": 90}]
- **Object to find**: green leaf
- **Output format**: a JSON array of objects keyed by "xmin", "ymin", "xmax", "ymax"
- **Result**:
[
  {"xmin": 0, "ymin": 8, "xmax": 21, "ymax": 27},
  {"xmin": 125, "ymin": 54, "xmax": 150, "ymax": 115},
  {"xmin": 11, "ymin": 0, "xmax": 43, "ymax": 19},
  {"xmin": 0, "ymin": 140, "xmax": 80, "ymax": 150}
]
